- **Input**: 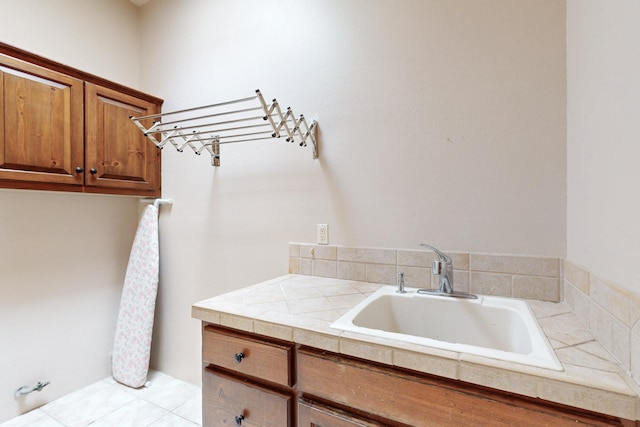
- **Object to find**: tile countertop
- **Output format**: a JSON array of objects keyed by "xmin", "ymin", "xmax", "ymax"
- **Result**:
[{"xmin": 192, "ymin": 274, "xmax": 640, "ymax": 421}]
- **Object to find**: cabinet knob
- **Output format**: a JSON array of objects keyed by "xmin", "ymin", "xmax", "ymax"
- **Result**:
[
  {"xmin": 234, "ymin": 414, "xmax": 245, "ymax": 426},
  {"xmin": 234, "ymin": 352, "xmax": 245, "ymax": 363},
  {"xmin": 90, "ymin": 168, "xmax": 98, "ymax": 175},
  {"xmin": 75, "ymin": 167, "xmax": 83, "ymax": 173}
]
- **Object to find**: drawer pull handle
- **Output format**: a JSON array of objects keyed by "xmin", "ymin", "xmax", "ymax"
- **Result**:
[
  {"xmin": 234, "ymin": 414, "xmax": 245, "ymax": 425},
  {"xmin": 234, "ymin": 352, "xmax": 245, "ymax": 363}
]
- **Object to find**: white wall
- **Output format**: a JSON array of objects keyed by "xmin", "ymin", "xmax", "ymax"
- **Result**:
[
  {"xmin": 0, "ymin": 0, "xmax": 143, "ymax": 422},
  {"xmin": 567, "ymin": 0, "xmax": 640, "ymax": 293},
  {"xmin": 0, "ymin": 0, "xmax": 570, "ymax": 418},
  {"xmin": 0, "ymin": 0, "xmax": 141, "ymax": 87},
  {"xmin": 139, "ymin": 0, "xmax": 567, "ymax": 385}
]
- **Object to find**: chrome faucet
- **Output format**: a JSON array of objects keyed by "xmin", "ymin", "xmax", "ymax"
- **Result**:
[
  {"xmin": 417, "ymin": 243, "xmax": 477, "ymax": 299},
  {"xmin": 420, "ymin": 243, "xmax": 454, "ymax": 294}
]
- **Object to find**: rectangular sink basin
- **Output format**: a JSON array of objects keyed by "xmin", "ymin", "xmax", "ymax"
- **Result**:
[{"xmin": 330, "ymin": 286, "xmax": 562, "ymax": 371}]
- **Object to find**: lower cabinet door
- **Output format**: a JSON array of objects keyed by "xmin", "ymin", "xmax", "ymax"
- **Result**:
[
  {"xmin": 298, "ymin": 400, "xmax": 386, "ymax": 427},
  {"xmin": 203, "ymin": 368, "xmax": 292, "ymax": 427}
]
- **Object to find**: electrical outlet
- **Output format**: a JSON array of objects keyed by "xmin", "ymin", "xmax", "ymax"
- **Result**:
[{"xmin": 317, "ymin": 224, "xmax": 329, "ymax": 245}]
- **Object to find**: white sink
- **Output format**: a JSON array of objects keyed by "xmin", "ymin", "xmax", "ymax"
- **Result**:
[{"xmin": 330, "ymin": 286, "xmax": 562, "ymax": 371}]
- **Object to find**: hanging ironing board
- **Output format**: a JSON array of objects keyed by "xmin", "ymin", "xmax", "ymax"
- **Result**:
[{"xmin": 111, "ymin": 204, "xmax": 160, "ymax": 388}]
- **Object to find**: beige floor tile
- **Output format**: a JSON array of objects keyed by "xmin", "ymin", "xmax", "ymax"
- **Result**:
[
  {"xmin": 116, "ymin": 371, "xmax": 200, "ymax": 412},
  {"xmin": 0, "ymin": 409, "xmax": 64, "ymax": 427},
  {"xmin": 172, "ymin": 394, "xmax": 202, "ymax": 425},
  {"xmin": 149, "ymin": 413, "xmax": 200, "ymax": 427},
  {"xmin": 89, "ymin": 399, "xmax": 168, "ymax": 427},
  {"xmin": 40, "ymin": 383, "xmax": 136, "ymax": 427}
]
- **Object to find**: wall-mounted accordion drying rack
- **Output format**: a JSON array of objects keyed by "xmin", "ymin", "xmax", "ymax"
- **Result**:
[{"xmin": 129, "ymin": 89, "xmax": 318, "ymax": 166}]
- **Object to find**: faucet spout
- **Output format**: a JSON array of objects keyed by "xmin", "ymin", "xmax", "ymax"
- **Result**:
[
  {"xmin": 419, "ymin": 243, "xmax": 451, "ymax": 264},
  {"xmin": 417, "ymin": 243, "xmax": 477, "ymax": 299}
]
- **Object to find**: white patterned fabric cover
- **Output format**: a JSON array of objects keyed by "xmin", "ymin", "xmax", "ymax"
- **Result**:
[{"xmin": 112, "ymin": 205, "xmax": 159, "ymax": 388}]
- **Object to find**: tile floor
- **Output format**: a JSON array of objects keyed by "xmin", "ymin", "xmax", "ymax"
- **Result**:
[{"xmin": 1, "ymin": 371, "xmax": 201, "ymax": 427}]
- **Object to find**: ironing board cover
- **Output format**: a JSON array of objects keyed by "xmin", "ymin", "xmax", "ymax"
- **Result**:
[{"xmin": 112, "ymin": 205, "xmax": 159, "ymax": 388}]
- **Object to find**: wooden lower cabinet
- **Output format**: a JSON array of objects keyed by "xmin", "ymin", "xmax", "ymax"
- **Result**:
[{"xmin": 201, "ymin": 325, "xmax": 637, "ymax": 427}]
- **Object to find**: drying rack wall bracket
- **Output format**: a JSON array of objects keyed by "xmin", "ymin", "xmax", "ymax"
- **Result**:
[{"xmin": 130, "ymin": 89, "xmax": 318, "ymax": 167}]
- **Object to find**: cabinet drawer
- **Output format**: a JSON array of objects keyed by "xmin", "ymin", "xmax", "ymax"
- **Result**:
[
  {"xmin": 203, "ymin": 325, "xmax": 294, "ymax": 387},
  {"xmin": 203, "ymin": 368, "xmax": 292, "ymax": 427},
  {"xmin": 298, "ymin": 399, "xmax": 386, "ymax": 427}
]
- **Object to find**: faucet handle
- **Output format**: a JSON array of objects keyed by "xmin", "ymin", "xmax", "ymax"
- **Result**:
[{"xmin": 432, "ymin": 260, "xmax": 444, "ymax": 275}]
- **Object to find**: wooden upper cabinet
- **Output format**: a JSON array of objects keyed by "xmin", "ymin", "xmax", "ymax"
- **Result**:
[
  {"xmin": 0, "ymin": 43, "xmax": 162, "ymax": 197},
  {"xmin": 85, "ymin": 83, "xmax": 161, "ymax": 195},
  {"xmin": 0, "ymin": 54, "xmax": 84, "ymax": 185}
]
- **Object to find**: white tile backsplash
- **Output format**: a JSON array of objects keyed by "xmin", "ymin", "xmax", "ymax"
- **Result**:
[
  {"xmin": 470, "ymin": 253, "xmax": 559, "ymax": 277},
  {"xmin": 292, "ymin": 243, "xmax": 562, "ymax": 302}
]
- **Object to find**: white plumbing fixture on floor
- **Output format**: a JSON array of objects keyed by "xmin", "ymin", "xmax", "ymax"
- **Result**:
[{"xmin": 14, "ymin": 381, "xmax": 49, "ymax": 398}]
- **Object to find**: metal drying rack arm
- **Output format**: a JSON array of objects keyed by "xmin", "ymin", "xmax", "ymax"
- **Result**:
[{"xmin": 129, "ymin": 89, "xmax": 318, "ymax": 167}]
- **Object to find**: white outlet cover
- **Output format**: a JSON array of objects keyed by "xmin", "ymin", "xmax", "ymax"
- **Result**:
[{"xmin": 317, "ymin": 224, "xmax": 328, "ymax": 245}]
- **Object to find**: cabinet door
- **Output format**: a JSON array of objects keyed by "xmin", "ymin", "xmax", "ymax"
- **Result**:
[
  {"xmin": 84, "ymin": 82, "xmax": 161, "ymax": 196},
  {"xmin": 0, "ymin": 55, "xmax": 84, "ymax": 186},
  {"xmin": 203, "ymin": 368, "xmax": 292, "ymax": 427}
]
